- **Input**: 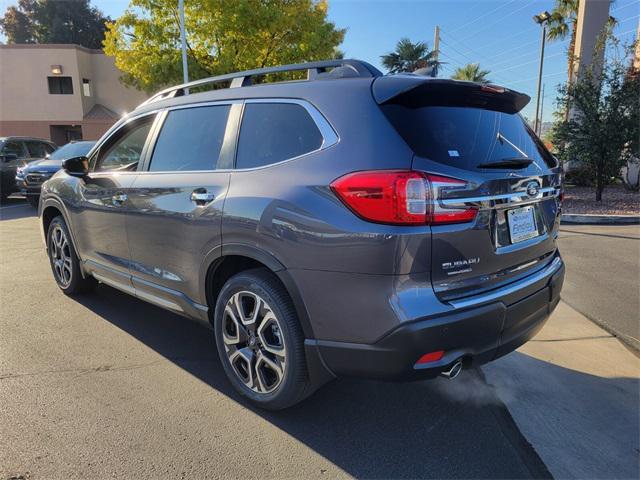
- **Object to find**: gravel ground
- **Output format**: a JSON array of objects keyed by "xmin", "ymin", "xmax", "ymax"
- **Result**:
[{"xmin": 563, "ymin": 185, "xmax": 639, "ymax": 215}]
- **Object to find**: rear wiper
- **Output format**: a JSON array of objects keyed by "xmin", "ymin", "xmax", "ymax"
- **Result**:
[{"xmin": 477, "ymin": 158, "xmax": 533, "ymax": 169}]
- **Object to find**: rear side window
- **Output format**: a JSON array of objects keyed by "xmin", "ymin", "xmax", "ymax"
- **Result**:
[
  {"xmin": 236, "ymin": 103, "xmax": 323, "ymax": 169},
  {"xmin": 2, "ymin": 141, "xmax": 25, "ymax": 158},
  {"xmin": 382, "ymin": 105, "xmax": 556, "ymax": 170},
  {"xmin": 149, "ymin": 105, "xmax": 230, "ymax": 172}
]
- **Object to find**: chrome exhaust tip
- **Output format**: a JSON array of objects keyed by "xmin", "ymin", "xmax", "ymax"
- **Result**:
[{"xmin": 440, "ymin": 360, "xmax": 463, "ymax": 380}]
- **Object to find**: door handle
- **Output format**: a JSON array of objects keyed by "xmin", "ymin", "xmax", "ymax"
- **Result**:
[
  {"xmin": 191, "ymin": 189, "xmax": 215, "ymax": 205},
  {"xmin": 112, "ymin": 193, "xmax": 128, "ymax": 206}
]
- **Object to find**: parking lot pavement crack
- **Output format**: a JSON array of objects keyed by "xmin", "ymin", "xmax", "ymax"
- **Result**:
[{"xmin": 0, "ymin": 356, "xmax": 219, "ymax": 380}]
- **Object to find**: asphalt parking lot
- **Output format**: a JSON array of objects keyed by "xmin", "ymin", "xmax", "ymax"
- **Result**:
[{"xmin": 1, "ymin": 199, "xmax": 638, "ymax": 479}]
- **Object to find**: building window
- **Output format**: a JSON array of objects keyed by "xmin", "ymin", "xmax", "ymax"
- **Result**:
[
  {"xmin": 82, "ymin": 78, "xmax": 91, "ymax": 97},
  {"xmin": 48, "ymin": 76, "xmax": 73, "ymax": 95}
]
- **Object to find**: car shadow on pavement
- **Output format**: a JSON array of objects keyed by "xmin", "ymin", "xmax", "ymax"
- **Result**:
[
  {"xmin": 0, "ymin": 198, "xmax": 36, "ymax": 221},
  {"xmin": 74, "ymin": 284, "xmax": 553, "ymax": 479}
]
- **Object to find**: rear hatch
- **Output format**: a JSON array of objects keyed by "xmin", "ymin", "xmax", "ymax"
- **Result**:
[{"xmin": 375, "ymin": 77, "xmax": 562, "ymax": 302}]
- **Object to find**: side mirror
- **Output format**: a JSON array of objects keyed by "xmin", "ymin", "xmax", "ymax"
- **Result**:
[
  {"xmin": 1, "ymin": 153, "xmax": 18, "ymax": 163},
  {"xmin": 62, "ymin": 156, "xmax": 89, "ymax": 177}
]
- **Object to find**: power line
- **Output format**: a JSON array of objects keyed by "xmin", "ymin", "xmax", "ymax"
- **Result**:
[
  {"xmin": 616, "ymin": 13, "xmax": 640, "ymax": 24},
  {"xmin": 479, "ymin": 41, "xmax": 567, "ymax": 70},
  {"xmin": 505, "ymin": 70, "xmax": 566, "ymax": 86},
  {"xmin": 448, "ymin": 0, "xmax": 520, "ymax": 35},
  {"xmin": 490, "ymin": 51, "xmax": 565, "ymax": 75},
  {"xmin": 476, "ymin": 24, "xmax": 539, "ymax": 52},
  {"xmin": 457, "ymin": 0, "xmax": 538, "ymax": 44},
  {"xmin": 611, "ymin": 1, "xmax": 639, "ymax": 13},
  {"xmin": 439, "ymin": 38, "xmax": 512, "ymax": 83}
]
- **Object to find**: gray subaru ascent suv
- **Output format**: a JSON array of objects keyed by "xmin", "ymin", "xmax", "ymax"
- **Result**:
[{"xmin": 39, "ymin": 60, "xmax": 564, "ymax": 410}]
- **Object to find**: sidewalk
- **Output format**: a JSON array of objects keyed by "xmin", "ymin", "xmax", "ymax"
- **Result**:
[{"xmin": 483, "ymin": 302, "xmax": 640, "ymax": 479}]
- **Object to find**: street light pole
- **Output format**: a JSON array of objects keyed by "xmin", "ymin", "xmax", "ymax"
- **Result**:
[
  {"xmin": 179, "ymin": 0, "xmax": 189, "ymax": 90},
  {"xmin": 533, "ymin": 11, "xmax": 551, "ymax": 136},
  {"xmin": 433, "ymin": 25, "xmax": 440, "ymax": 77}
]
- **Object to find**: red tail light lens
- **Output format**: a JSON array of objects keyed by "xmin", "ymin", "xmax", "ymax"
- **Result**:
[
  {"xmin": 416, "ymin": 350, "xmax": 445, "ymax": 365},
  {"xmin": 331, "ymin": 170, "xmax": 477, "ymax": 226}
]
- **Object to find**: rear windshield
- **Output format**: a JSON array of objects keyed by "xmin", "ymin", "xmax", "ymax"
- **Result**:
[{"xmin": 381, "ymin": 104, "xmax": 556, "ymax": 170}]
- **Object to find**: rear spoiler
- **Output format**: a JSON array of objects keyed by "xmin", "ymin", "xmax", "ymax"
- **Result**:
[{"xmin": 372, "ymin": 75, "xmax": 530, "ymax": 114}]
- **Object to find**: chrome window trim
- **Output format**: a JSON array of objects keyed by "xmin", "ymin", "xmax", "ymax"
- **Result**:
[
  {"xmin": 223, "ymin": 97, "xmax": 340, "ymax": 172},
  {"xmin": 88, "ymin": 109, "xmax": 161, "ymax": 173},
  {"xmin": 90, "ymin": 98, "xmax": 338, "ymax": 175},
  {"xmin": 136, "ymin": 100, "xmax": 240, "ymax": 174}
]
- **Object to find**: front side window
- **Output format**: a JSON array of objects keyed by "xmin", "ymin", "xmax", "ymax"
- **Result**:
[
  {"xmin": 149, "ymin": 105, "xmax": 230, "ymax": 172},
  {"xmin": 26, "ymin": 141, "xmax": 48, "ymax": 158},
  {"xmin": 48, "ymin": 77, "xmax": 73, "ymax": 95},
  {"xmin": 94, "ymin": 117, "xmax": 154, "ymax": 172},
  {"xmin": 236, "ymin": 103, "xmax": 323, "ymax": 169}
]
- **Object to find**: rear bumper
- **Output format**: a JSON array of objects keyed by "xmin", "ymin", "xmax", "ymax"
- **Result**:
[{"xmin": 307, "ymin": 255, "xmax": 564, "ymax": 381}]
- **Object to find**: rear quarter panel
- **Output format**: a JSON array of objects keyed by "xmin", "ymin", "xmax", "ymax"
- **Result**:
[{"xmin": 221, "ymin": 79, "xmax": 431, "ymax": 275}]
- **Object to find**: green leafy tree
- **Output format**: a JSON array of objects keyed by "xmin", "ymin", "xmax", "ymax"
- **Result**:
[
  {"xmin": 550, "ymin": 35, "xmax": 640, "ymax": 201},
  {"xmin": 103, "ymin": 0, "xmax": 345, "ymax": 93},
  {"xmin": 0, "ymin": 0, "xmax": 111, "ymax": 49},
  {"xmin": 381, "ymin": 38, "xmax": 441, "ymax": 75},
  {"xmin": 451, "ymin": 63, "xmax": 491, "ymax": 83}
]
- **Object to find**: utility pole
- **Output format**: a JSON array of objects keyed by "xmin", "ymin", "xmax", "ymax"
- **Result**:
[
  {"xmin": 433, "ymin": 25, "xmax": 440, "ymax": 77},
  {"xmin": 533, "ymin": 11, "xmax": 550, "ymax": 136},
  {"xmin": 538, "ymin": 83, "xmax": 545, "ymax": 136},
  {"xmin": 179, "ymin": 0, "xmax": 189, "ymax": 91}
]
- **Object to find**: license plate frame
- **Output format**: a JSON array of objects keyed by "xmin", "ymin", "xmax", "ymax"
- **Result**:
[{"xmin": 507, "ymin": 205, "xmax": 539, "ymax": 244}]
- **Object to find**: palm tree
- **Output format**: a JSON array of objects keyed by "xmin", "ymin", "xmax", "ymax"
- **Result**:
[
  {"xmin": 547, "ymin": 0, "xmax": 616, "ymax": 81},
  {"xmin": 381, "ymin": 38, "xmax": 441, "ymax": 75},
  {"xmin": 451, "ymin": 63, "xmax": 491, "ymax": 83},
  {"xmin": 546, "ymin": 0, "xmax": 580, "ymax": 83}
]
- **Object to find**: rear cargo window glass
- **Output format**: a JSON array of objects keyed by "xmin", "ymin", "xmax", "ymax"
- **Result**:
[
  {"xmin": 381, "ymin": 105, "xmax": 556, "ymax": 170},
  {"xmin": 149, "ymin": 105, "xmax": 230, "ymax": 171},
  {"xmin": 236, "ymin": 103, "xmax": 323, "ymax": 169}
]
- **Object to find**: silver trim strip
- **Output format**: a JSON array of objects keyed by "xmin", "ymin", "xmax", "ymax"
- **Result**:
[
  {"xmin": 448, "ymin": 256, "xmax": 562, "ymax": 310},
  {"xmin": 441, "ymin": 187, "xmax": 558, "ymax": 206},
  {"xmin": 92, "ymin": 272, "xmax": 136, "ymax": 295}
]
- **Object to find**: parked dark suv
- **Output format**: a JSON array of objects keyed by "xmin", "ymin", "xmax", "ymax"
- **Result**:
[
  {"xmin": 1, "ymin": 136, "xmax": 56, "ymax": 201},
  {"xmin": 39, "ymin": 60, "xmax": 564, "ymax": 409},
  {"xmin": 16, "ymin": 141, "xmax": 96, "ymax": 207}
]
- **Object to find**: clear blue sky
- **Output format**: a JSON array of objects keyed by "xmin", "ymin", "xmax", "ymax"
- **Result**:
[{"xmin": 1, "ymin": 0, "xmax": 638, "ymax": 122}]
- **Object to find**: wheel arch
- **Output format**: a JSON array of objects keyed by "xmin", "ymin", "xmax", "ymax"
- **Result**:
[
  {"xmin": 40, "ymin": 198, "xmax": 88, "ymax": 279},
  {"xmin": 201, "ymin": 244, "xmax": 316, "ymax": 339}
]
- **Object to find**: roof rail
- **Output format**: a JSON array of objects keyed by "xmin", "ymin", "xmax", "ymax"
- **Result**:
[{"xmin": 139, "ymin": 59, "xmax": 383, "ymax": 107}]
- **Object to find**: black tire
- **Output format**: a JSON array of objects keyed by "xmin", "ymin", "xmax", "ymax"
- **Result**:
[
  {"xmin": 213, "ymin": 268, "xmax": 311, "ymax": 410},
  {"xmin": 27, "ymin": 196, "xmax": 39, "ymax": 208},
  {"xmin": 46, "ymin": 216, "xmax": 96, "ymax": 295}
]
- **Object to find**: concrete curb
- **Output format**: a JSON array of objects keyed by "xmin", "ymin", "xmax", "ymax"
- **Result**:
[{"xmin": 561, "ymin": 213, "xmax": 640, "ymax": 225}]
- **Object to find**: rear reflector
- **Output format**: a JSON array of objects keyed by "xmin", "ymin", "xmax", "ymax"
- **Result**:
[
  {"xmin": 416, "ymin": 350, "xmax": 445, "ymax": 365},
  {"xmin": 331, "ymin": 170, "xmax": 477, "ymax": 226}
]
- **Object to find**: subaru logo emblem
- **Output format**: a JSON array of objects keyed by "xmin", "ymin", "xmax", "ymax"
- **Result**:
[{"xmin": 526, "ymin": 181, "xmax": 540, "ymax": 197}]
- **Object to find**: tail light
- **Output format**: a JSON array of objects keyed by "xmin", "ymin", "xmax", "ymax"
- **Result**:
[{"xmin": 330, "ymin": 170, "xmax": 477, "ymax": 226}]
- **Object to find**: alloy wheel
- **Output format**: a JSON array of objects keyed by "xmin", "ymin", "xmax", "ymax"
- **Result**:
[
  {"xmin": 49, "ymin": 225, "xmax": 72, "ymax": 287},
  {"xmin": 222, "ymin": 291, "xmax": 286, "ymax": 394}
]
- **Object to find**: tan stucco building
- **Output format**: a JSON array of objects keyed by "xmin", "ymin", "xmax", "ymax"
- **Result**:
[{"xmin": 0, "ymin": 44, "xmax": 147, "ymax": 145}]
